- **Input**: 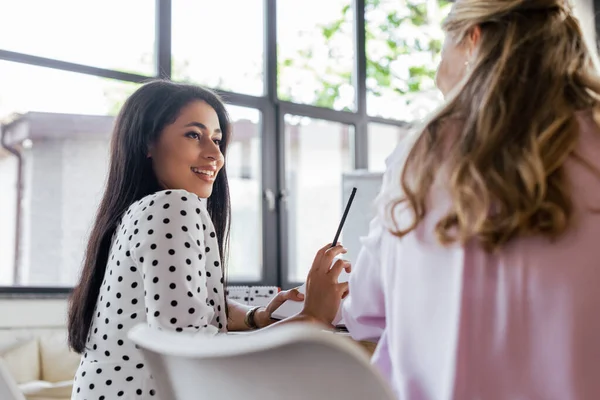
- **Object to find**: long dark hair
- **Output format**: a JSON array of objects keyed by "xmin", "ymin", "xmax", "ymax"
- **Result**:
[{"xmin": 68, "ymin": 80, "xmax": 231, "ymax": 353}]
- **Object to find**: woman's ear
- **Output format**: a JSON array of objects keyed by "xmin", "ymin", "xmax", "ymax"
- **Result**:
[
  {"xmin": 466, "ymin": 25, "xmax": 481, "ymax": 57},
  {"xmin": 147, "ymin": 143, "xmax": 154, "ymax": 159}
]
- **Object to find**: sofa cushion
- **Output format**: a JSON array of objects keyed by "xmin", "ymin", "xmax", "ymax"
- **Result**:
[
  {"xmin": 0, "ymin": 339, "xmax": 40, "ymax": 384},
  {"xmin": 0, "ymin": 330, "xmax": 35, "ymax": 348},
  {"xmin": 19, "ymin": 380, "xmax": 72, "ymax": 400},
  {"xmin": 38, "ymin": 333, "xmax": 79, "ymax": 383}
]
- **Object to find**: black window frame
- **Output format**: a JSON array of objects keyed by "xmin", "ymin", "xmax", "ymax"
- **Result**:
[{"xmin": 2, "ymin": 0, "xmax": 597, "ymax": 297}]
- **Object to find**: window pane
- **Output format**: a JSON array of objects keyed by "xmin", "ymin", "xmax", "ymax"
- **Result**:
[
  {"xmin": 278, "ymin": 0, "xmax": 355, "ymax": 111},
  {"xmin": 366, "ymin": 0, "xmax": 451, "ymax": 120},
  {"xmin": 0, "ymin": 62, "xmax": 138, "ymax": 287},
  {"xmin": 172, "ymin": 0, "xmax": 264, "ymax": 96},
  {"xmin": 226, "ymin": 106, "xmax": 262, "ymax": 281},
  {"xmin": 368, "ymin": 123, "xmax": 411, "ymax": 172},
  {"xmin": 285, "ymin": 116, "xmax": 354, "ymax": 282},
  {"xmin": 0, "ymin": 0, "xmax": 155, "ymax": 75},
  {"xmin": 0, "ymin": 63, "xmax": 263, "ymax": 286},
  {"xmin": 0, "ymin": 62, "xmax": 138, "ymax": 118}
]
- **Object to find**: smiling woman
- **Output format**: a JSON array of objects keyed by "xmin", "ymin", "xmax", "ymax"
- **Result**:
[
  {"xmin": 148, "ymin": 100, "xmax": 225, "ymax": 199},
  {"xmin": 66, "ymin": 80, "xmax": 351, "ymax": 399},
  {"xmin": 66, "ymin": 81, "xmax": 235, "ymax": 398}
]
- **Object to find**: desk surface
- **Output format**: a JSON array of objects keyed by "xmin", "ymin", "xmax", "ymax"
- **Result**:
[
  {"xmin": 331, "ymin": 331, "xmax": 377, "ymax": 356},
  {"xmin": 228, "ymin": 330, "xmax": 378, "ymax": 357},
  {"xmin": 357, "ymin": 340, "xmax": 377, "ymax": 356}
]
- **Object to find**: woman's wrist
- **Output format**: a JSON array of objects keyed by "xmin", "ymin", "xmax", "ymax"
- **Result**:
[
  {"xmin": 251, "ymin": 308, "xmax": 330, "ymax": 329},
  {"xmin": 244, "ymin": 306, "xmax": 262, "ymax": 329},
  {"xmin": 296, "ymin": 311, "xmax": 328, "ymax": 326},
  {"xmin": 254, "ymin": 308, "xmax": 275, "ymax": 329}
]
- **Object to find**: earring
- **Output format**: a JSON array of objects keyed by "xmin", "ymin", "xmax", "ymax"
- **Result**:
[{"xmin": 464, "ymin": 60, "xmax": 471, "ymax": 72}]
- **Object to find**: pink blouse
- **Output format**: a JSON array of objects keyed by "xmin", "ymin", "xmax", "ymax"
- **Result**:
[{"xmin": 343, "ymin": 111, "xmax": 600, "ymax": 400}]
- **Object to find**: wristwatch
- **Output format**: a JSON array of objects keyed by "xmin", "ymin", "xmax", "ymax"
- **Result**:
[{"xmin": 244, "ymin": 306, "xmax": 262, "ymax": 329}]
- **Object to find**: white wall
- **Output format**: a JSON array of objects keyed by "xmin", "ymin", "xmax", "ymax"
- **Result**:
[
  {"xmin": 0, "ymin": 154, "xmax": 17, "ymax": 285},
  {"xmin": 0, "ymin": 298, "xmax": 67, "ymax": 329}
]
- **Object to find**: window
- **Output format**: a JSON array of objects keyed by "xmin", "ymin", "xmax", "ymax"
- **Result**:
[
  {"xmin": 0, "ymin": 61, "xmax": 138, "ymax": 117},
  {"xmin": 0, "ymin": 62, "xmax": 138, "ymax": 286},
  {"xmin": 368, "ymin": 123, "xmax": 411, "ymax": 172},
  {"xmin": 0, "ymin": 0, "xmax": 155, "ymax": 75},
  {"xmin": 277, "ymin": 0, "xmax": 355, "ymax": 111},
  {"xmin": 365, "ymin": 0, "xmax": 451, "ymax": 120},
  {"xmin": 226, "ymin": 106, "xmax": 262, "ymax": 281},
  {"xmin": 0, "ymin": 63, "xmax": 266, "ymax": 286},
  {"xmin": 171, "ymin": 0, "xmax": 264, "ymax": 96},
  {"xmin": 0, "ymin": 0, "xmax": 457, "ymax": 292},
  {"xmin": 285, "ymin": 116, "xmax": 354, "ymax": 282}
]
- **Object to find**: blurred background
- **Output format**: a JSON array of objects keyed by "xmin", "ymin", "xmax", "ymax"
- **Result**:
[{"xmin": 0, "ymin": 0, "xmax": 597, "ymax": 293}]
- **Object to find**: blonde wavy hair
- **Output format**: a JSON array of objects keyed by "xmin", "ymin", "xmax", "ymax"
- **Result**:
[{"xmin": 392, "ymin": 0, "xmax": 600, "ymax": 252}]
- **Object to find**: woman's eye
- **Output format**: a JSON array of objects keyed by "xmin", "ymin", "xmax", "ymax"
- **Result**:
[
  {"xmin": 185, "ymin": 132, "xmax": 200, "ymax": 140},
  {"xmin": 213, "ymin": 139, "xmax": 222, "ymax": 145}
]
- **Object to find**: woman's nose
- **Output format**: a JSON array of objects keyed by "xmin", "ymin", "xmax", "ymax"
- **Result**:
[{"xmin": 203, "ymin": 141, "xmax": 223, "ymax": 161}]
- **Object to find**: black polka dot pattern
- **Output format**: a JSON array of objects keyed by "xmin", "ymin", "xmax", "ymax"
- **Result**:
[{"xmin": 72, "ymin": 189, "xmax": 226, "ymax": 399}]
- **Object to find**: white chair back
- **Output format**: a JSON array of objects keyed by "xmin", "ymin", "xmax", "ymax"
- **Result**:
[{"xmin": 128, "ymin": 323, "xmax": 395, "ymax": 400}]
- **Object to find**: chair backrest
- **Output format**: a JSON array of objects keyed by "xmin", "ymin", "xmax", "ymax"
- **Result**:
[
  {"xmin": 128, "ymin": 323, "xmax": 395, "ymax": 400},
  {"xmin": 0, "ymin": 359, "xmax": 26, "ymax": 400}
]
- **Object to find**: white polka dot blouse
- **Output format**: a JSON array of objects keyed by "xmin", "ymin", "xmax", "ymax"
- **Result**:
[{"xmin": 72, "ymin": 189, "xmax": 227, "ymax": 399}]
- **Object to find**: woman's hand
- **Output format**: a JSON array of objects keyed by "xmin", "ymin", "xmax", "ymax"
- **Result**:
[
  {"xmin": 254, "ymin": 288, "xmax": 305, "ymax": 328},
  {"xmin": 300, "ymin": 243, "xmax": 351, "ymax": 326}
]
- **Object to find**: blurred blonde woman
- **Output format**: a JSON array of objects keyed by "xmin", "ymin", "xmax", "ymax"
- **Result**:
[{"xmin": 342, "ymin": 0, "xmax": 600, "ymax": 399}]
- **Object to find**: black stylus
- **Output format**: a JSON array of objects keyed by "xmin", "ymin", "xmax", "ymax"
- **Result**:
[{"xmin": 330, "ymin": 187, "xmax": 357, "ymax": 248}]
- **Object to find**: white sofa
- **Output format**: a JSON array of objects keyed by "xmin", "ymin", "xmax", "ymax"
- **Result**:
[{"xmin": 0, "ymin": 328, "xmax": 80, "ymax": 400}]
